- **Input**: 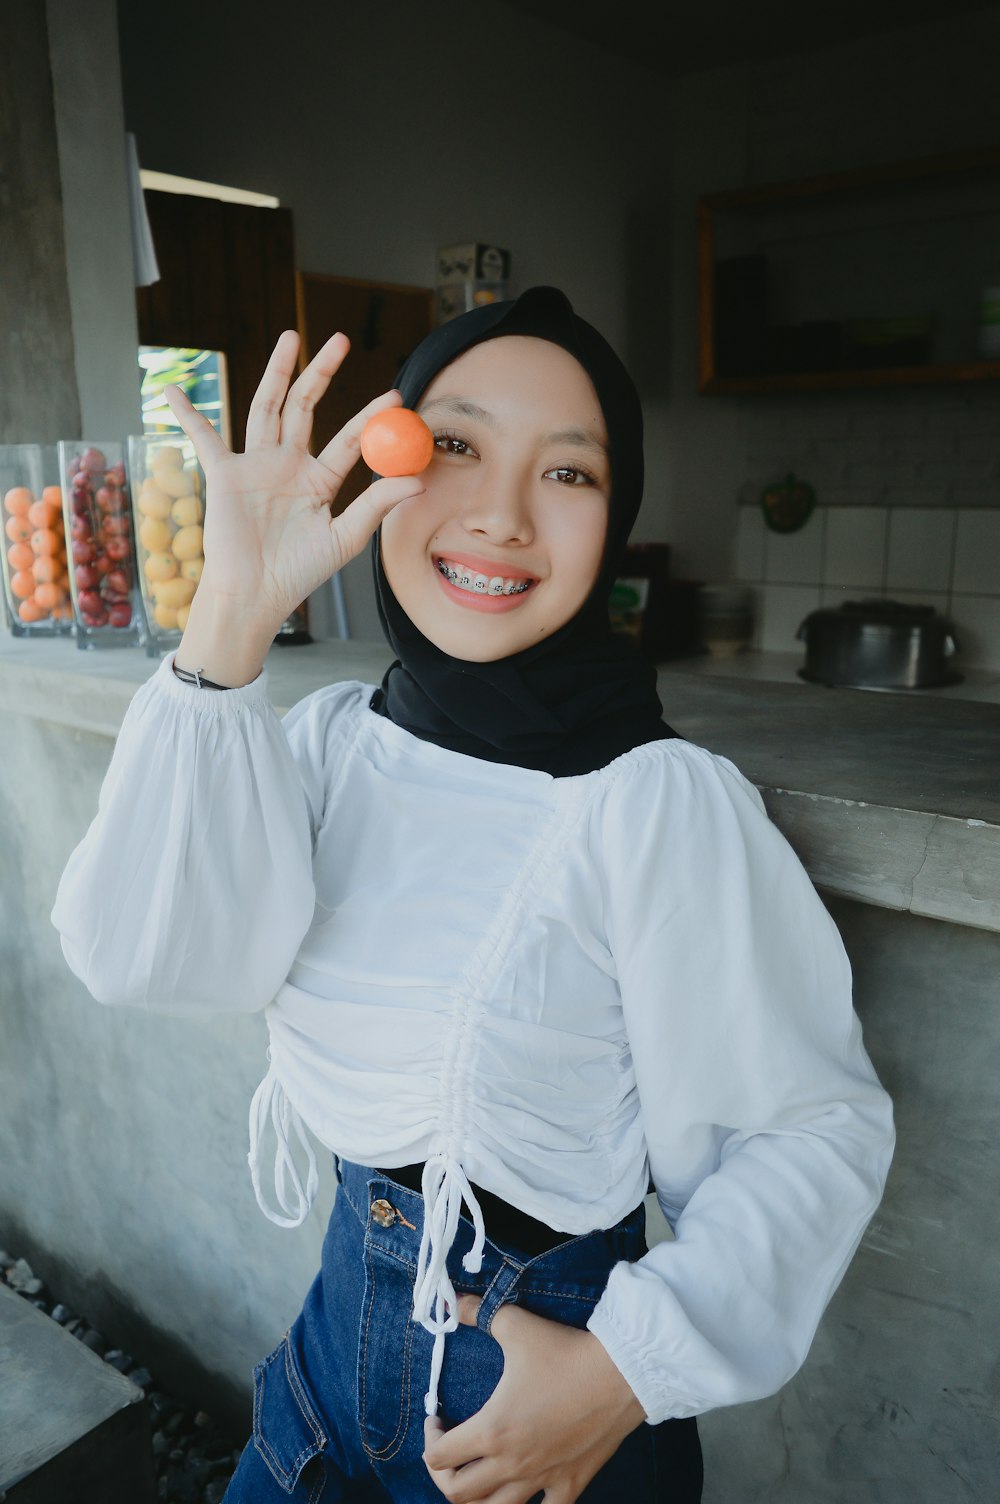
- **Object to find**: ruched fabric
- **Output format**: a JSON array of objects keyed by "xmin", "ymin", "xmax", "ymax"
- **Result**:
[{"xmin": 52, "ymin": 653, "xmax": 894, "ymax": 1424}]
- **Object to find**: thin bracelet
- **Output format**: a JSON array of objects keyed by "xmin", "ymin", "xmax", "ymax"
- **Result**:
[{"xmin": 172, "ymin": 662, "xmax": 234, "ymax": 691}]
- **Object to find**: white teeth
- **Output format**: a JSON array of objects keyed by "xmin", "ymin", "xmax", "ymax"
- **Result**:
[{"xmin": 436, "ymin": 559, "xmax": 532, "ymax": 596}]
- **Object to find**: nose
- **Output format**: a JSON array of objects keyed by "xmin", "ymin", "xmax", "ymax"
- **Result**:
[{"xmin": 459, "ymin": 467, "xmax": 534, "ymax": 546}]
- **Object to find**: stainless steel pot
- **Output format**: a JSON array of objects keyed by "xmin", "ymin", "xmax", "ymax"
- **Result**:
[{"xmin": 796, "ymin": 598, "xmax": 962, "ymax": 688}]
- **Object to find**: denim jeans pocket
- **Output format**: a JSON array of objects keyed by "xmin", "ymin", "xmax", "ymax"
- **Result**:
[
  {"xmin": 252, "ymin": 1332, "xmax": 329, "ymax": 1499},
  {"xmin": 358, "ymin": 1240, "xmax": 421, "ymax": 1462}
]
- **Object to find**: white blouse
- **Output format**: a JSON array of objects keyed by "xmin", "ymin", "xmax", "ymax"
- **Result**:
[{"xmin": 51, "ymin": 652, "xmax": 894, "ymax": 1425}]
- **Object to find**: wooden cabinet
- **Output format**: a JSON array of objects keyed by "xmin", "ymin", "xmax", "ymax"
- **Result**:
[{"xmin": 697, "ymin": 145, "xmax": 1000, "ymax": 394}]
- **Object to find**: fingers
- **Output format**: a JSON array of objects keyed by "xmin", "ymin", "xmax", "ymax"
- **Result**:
[
  {"xmin": 277, "ymin": 331, "xmax": 351, "ymax": 451},
  {"xmin": 423, "ymin": 1417, "xmax": 496, "ymax": 1502},
  {"xmin": 456, "ymin": 1295, "xmax": 483, "ymax": 1327},
  {"xmin": 162, "ymin": 386, "xmax": 229, "ymax": 470},
  {"xmin": 244, "ymin": 329, "xmax": 303, "ymax": 450},
  {"xmin": 331, "ymin": 474, "xmax": 425, "ymax": 565},
  {"xmin": 315, "ymin": 387, "xmax": 405, "ymax": 483}
]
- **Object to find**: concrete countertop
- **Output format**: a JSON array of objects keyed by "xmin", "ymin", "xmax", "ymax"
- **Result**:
[{"xmin": 2, "ymin": 633, "xmax": 998, "ymax": 934}]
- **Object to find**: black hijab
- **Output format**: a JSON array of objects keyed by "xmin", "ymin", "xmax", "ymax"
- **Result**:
[{"xmin": 369, "ymin": 286, "xmax": 680, "ymax": 776}]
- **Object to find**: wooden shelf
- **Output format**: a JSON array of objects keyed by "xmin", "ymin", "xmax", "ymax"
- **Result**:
[{"xmin": 698, "ymin": 146, "xmax": 1000, "ymax": 395}]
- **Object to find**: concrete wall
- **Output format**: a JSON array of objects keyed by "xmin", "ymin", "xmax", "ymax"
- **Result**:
[
  {"xmin": 3, "ymin": 697, "xmax": 998, "ymax": 1495},
  {"xmin": 0, "ymin": 0, "xmax": 141, "ymax": 450},
  {"xmin": 0, "ymin": 0, "xmax": 81, "ymax": 442}
]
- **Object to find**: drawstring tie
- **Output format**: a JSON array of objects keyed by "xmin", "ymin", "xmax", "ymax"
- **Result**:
[
  {"xmin": 248, "ymin": 1059, "xmax": 318, "ymax": 1228},
  {"xmin": 246, "ymin": 1061, "xmax": 485, "ymax": 1419},
  {"xmin": 411, "ymin": 1153, "xmax": 486, "ymax": 1417}
]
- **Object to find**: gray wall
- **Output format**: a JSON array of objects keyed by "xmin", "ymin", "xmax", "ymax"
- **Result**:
[
  {"xmin": 3, "ymin": 698, "xmax": 998, "ymax": 1496},
  {"xmin": 0, "ymin": 0, "xmax": 141, "ymax": 450}
]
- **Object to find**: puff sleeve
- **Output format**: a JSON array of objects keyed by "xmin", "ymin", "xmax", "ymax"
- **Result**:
[
  {"xmin": 585, "ymin": 741, "xmax": 895, "ymax": 1423},
  {"xmin": 51, "ymin": 653, "xmax": 339, "ymax": 1014}
]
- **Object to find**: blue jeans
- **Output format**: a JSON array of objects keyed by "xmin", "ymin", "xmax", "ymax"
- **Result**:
[{"xmin": 223, "ymin": 1157, "xmax": 703, "ymax": 1502}]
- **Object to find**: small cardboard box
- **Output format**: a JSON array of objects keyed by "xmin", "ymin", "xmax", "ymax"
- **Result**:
[
  {"xmin": 436, "ymin": 243, "xmax": 512, "ymax": 322},
  {"xmin": 436, "ymin": 243, "xmax": 511, "ymax": 284}
]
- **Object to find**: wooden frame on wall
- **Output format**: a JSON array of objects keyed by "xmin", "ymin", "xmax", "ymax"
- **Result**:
[{"xmin": 697, "ymin": 145, "xmax": 1000, "ymax": 395}]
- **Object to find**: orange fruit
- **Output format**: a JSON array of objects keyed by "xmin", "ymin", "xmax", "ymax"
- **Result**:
[
  {"xmin": 138, "ymin": 483, "xmax": 173, "ymax": 520},
  {"xmin": 360, "ymin": 408, "xmax": 434, "ymax": 476},
  {"xmin": 41, "ymin": 485, "xmax": 63, "ymax": 506},
  {"xmin": 32, "ymin": 555, "xmax": 58, "ymax": 583},
  {"xmin": 10, "ymin": 569, "xmax": 35, "ymax": 599},
  {"xmin": 18, "ymin": 598, "xmax": 46, "ymax": 622},
  {"xmin": 5, "ymin": 515, "xmax": 32, "ymax": 544},
  {"xmin": 27, "ymin": 498, "xmax": 61, "ymax": 530},
  {"xmin": 3, "ymin": 487, "xmax": 33, "ymax": 516},
  {"xmin": 145, "ymin": 552, "xmax": 178, "ymax": 583},
  {"xmin": 31, "ymin": 527, "xmax": 61, "ymax": 556},
  {"xmin": 34, "ymin": 581, "xmax": 64, "ymax": 610},
  {"xmin": 171, "ymin": 524, "xmax": 203, "ymax": 561},
  {"xmin": 7, "ymin": 541, "xmax": 33, "ymax": 571},
  {"xmin": 139, "ymin": 517, "xmax": 172, "ymax": 553},
  {"xmin": 51, "ymin": 602, "xmax": 74, "ymax": 620}
]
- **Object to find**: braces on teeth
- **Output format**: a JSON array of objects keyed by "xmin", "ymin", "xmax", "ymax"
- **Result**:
[{"xmin": 437, "ymin": 561, "xmax": 531, "ymax": 596}]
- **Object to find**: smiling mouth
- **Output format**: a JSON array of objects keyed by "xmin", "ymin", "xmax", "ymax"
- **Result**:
[{"xmin": 435, "ymin": 558, "xmax": 534, "ymax": 596}]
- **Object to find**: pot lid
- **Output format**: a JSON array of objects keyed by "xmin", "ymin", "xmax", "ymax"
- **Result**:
[{"xmin": 820, "ymin": 596, "xmax": 939, "ymax": 622}]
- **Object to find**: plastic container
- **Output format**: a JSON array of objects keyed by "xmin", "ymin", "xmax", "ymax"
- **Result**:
[
  {"xmin": 58, "ymin": 441, "xmax": 144, "ymax": 649},
  {"xmin": 126, "ymin": 434, "xmax": 205, "ymax": 656},
  {"xmin": 0, "ymin": 444, "xmax": 74, "ymax": 637},
  {"xmin": 698, "ymin": 584, "xmax": 755, "ymax": 658}
]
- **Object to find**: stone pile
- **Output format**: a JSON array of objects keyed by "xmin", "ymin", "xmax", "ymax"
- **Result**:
[{"xmin": 1, "ymin": 1247, "xmax": 244, "ymax": 1503}]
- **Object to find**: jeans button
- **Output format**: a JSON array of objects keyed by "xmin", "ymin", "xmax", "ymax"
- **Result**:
[{"xmin": 370, "ymin": 1197, "xmax": 397, "ymax": 1228}]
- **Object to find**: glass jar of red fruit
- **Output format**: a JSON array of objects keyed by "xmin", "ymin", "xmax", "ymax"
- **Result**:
[
  {"xmin": 58, "ymin": 441, "xmax": 145, "ymax": 649},
  {"xmin": 1, "ymin": 444, "xmax": 74, "ymax": 637}
]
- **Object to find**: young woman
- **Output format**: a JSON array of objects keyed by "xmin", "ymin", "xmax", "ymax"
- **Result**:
[{"xmin": 52, "ymin": 288, "xmax": 894, "ymax": 1504}]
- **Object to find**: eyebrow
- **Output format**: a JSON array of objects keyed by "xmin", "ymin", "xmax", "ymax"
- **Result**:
[{"xmin": 418, "ymin": 396, "xmax": 609, "ymax": 457}]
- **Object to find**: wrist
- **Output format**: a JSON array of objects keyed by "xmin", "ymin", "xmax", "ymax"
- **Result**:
[
  {"xmin": 580, "ymin": 1330, "xmax": 647, "ymax": 1434},
  {"xmin": 174, "ymin": 585, "xmax": 279, "ymax": 689}
]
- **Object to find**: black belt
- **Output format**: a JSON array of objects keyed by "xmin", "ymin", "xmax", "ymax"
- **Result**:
[{"xmin": 374, "ymin": 1161, "xmax": 578, "ymax": 1259}]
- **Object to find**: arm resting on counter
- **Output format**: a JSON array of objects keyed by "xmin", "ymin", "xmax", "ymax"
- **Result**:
[
  {"xmin": 50, "ymin": 652, "xmax": 335, "ymax": 1014},
  {"xmin": 586, "ymin": 741, "xmax": 895, "ymax": 1423}
]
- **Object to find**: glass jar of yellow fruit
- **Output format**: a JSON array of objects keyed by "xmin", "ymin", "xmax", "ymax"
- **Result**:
[{"xmin": 126, "ymin": 435, "xmax": 206, "ymax": 656}]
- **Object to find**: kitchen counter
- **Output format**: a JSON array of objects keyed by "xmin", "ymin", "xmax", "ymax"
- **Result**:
[
  {"xmin": 2, "ymin": 632, "xmax": 997, "ymax": 932},
  {"xmin": 4, "ymin": 634, "xmax": 998, "ymax": 1500}
]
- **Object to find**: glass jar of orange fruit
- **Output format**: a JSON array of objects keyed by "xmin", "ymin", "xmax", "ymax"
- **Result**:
[
  {"xmin": 58, "ymin": 440, "xmax": 145, "ymax": 649},
  {"xmin": 126, "ymin": 435, "xmax": 206, "ymax": 656},
  {"xmin": 1, "ymin": 444, "xmax": 74, "ymax": 637}
]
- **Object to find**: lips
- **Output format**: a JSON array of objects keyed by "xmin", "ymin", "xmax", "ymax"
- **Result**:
[
  {"xmin": 432, "ymin": 552, "xmax": 538, "ymax": 613},
  {"xmin": 433, "ymin": 551, "xmax": 537, "ymax": 583}
]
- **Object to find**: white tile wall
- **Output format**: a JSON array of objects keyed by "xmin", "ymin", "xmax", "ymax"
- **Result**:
[
  {"xmin": 758, "ymin": 584, "xmax": 822, "ymax": 653},
  {"xmin": 949, "ymin": 595, "xmax": 1000, "ymax": 668},
  {"xmin": 886, "ymin": 510, "xmax": 955, "ymax": 593},
  {"xmin": 734, "ymin": 504, "xmax": 766, "ymax": 581},
  {"xmin": 953, "ymin": 511, "xmax": 1000, "ymax": 596},
  {"xmin": 763, "ymin": 508, "xmax": 825, "ymax": 584},
  {"xmin": 824, "ymin": 508, "xmax": 887, "ymax": 589},
  {"xmin": 734, "ymin": 505, "xmax": 1000, "ymax": 668}
]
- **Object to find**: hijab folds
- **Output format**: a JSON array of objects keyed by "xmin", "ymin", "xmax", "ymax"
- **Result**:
[{"xmin": 369, "ymin": 285, "xmax": 679, "ymax": 776}]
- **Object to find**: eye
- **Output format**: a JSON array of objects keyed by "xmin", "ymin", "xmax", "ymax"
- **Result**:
[
  {"xmin": 433, "ymin": 431, "xmax": 478, "ymax": 458},
  {"xmin": 544, "ymin": 465, "xmax": 597, "ymax": 487}
]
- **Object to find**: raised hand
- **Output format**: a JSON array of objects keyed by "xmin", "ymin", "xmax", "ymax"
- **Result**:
[{"xmin": 163, "ymin": 329, "xmax": 425, "ymax": 630}]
